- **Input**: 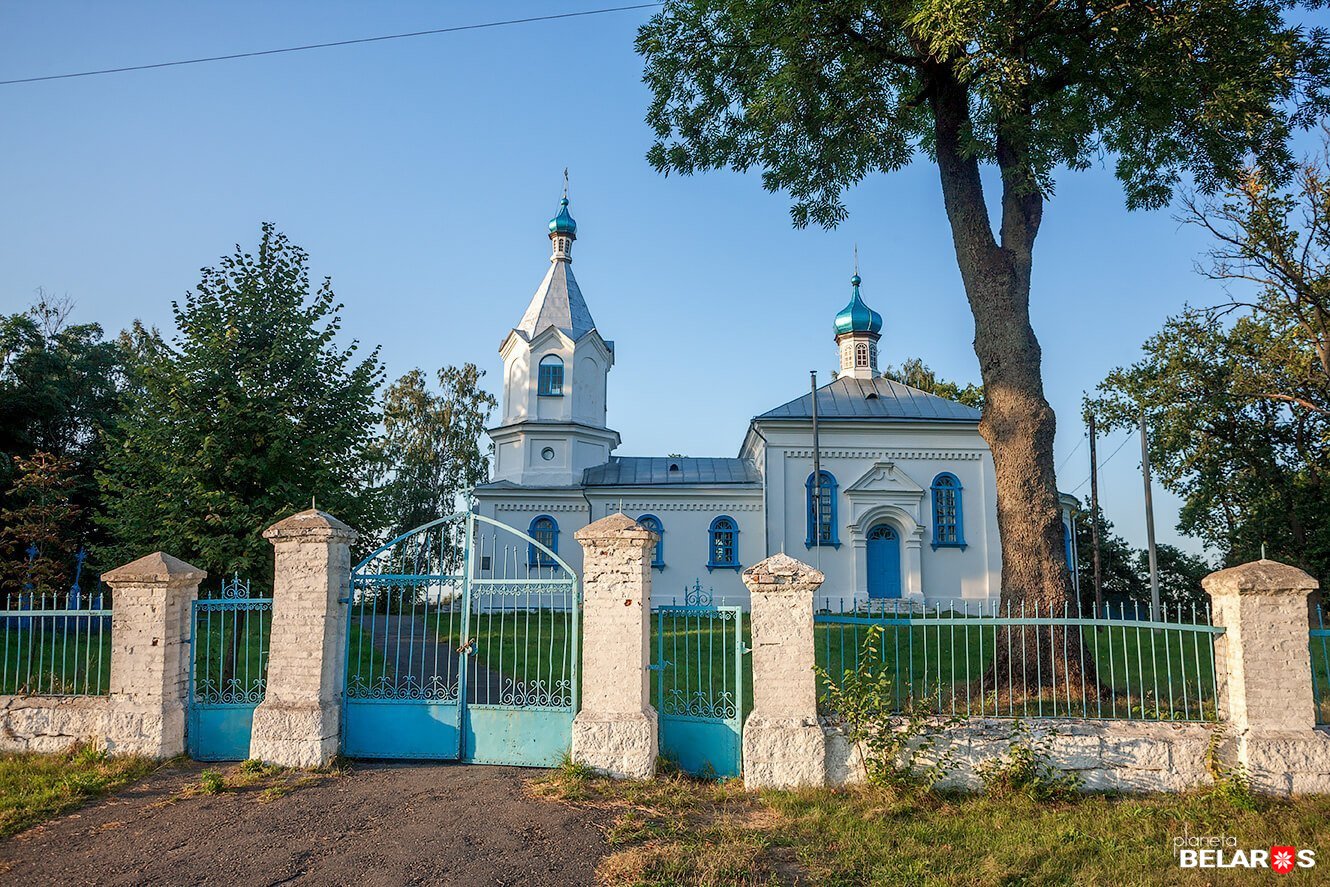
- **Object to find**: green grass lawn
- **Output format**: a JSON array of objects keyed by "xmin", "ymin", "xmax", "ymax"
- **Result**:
[
  {"xmin": 815, "ymin": 618, "xmax": 1220, "ymax": 721},
  {"xmin": 533, "ymin": 766, "xmax": 1330, "ymax": 886},
  {"xmin": 0, "ymin": 623, "xmax": 111, "ymax": 696},
  {"xmin": 0, "ymin": 746, "xmax": 156, "ymax": 839},
  {"xmin": 191, "ymin": 608, "xmax": 270, "ymax": 699}
]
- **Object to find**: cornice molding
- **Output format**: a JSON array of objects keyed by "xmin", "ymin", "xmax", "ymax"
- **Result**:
[
  {"xmin": 598, "ymin": 502, "xmax": 763, "ymax": 513},
  {"xmin": 784, "ymin": 449, "xmax": 983, "ymax": 461}
]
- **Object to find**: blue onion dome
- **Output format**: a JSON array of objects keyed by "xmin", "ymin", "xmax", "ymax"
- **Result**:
[
  {"xmin": 548, "ymin": 196, "xmax": 577, "ymax": 236},
  {"xmin": 833, "ymin": 273, "xmax": 883, "ymax": 336}
]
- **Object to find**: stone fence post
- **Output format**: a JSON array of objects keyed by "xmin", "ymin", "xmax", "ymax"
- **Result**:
[
  {"xmin": 101, "ymin": 552, "xmax": 206, "ymax": 757},
  {"xmin": 1204, "ymin": 559, "xmax": 1330, "ymax": 794},
  {"xmin": 571, "ymin": 513, "xmax": 658, "ymax": 779},
  {"xmin": 249, "ymin": 509, "xmax": 357, "ymax": 768},
  {"xmin": 741, "ymin": 553, "xmax": 826, "ymax": 789}
]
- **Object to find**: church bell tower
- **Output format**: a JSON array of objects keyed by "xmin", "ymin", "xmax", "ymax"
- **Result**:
[{"xmin": 487, "ymin": 190, "xmax": 619, "ymax": 486}]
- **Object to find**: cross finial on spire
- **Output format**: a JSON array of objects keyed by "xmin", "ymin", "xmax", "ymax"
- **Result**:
[
  {"xmin": 563, "ymin": 167, "xmax": 569, "ymax": 198},
  {"xmin": 854, "ymin": 243, "xmax": 858, "ymax": 276}
]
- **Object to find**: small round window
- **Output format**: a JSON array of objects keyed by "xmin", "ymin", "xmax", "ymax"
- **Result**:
[{"xmin": 541, "ymin": 447, "xmax": 555, "ymax": 461}]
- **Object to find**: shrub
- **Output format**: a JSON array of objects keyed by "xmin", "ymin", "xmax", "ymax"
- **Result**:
[
  {"xmin": 816, "ymin": 625, "xmax": 959, "ymax": 790},
  {"xmin": 975, "ymin": 721, "xmax": 1081, "ymax": 803}
]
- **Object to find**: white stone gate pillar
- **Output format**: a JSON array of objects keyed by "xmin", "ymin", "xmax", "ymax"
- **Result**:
[
  {"xmin": 102, "ymin": 552, "xmax": 206, "ymax": 757},
  {"xmin": 1204, "ymin": 559, "xmax": 1330, "ymax": 794},
  {"xmin": 742, "ymin": 553, "xmax": 827, "ymax": 789},
  {"xmin": 571, "ymin": 513, "xmax": 658, "ymax": 779},
  {"xmin": 249, "ymin": 509, "xmax": 357, "ymax": 768}
]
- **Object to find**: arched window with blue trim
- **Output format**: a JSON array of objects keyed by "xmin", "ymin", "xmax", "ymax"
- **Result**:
[
  {"xmin": 637, "ymin": 514, "xmax": 665, "ymax": 569},
  {"xmin": 930, "ymin": 472, "xmax": 966, "ymax": 549},
  {"xmin": 805, "ymin": 471, "xmax": 839, "ymax": 547},
  {"xmin": 537, "ymin": 355, "xmax": 564, "ymax": 396},
  {"xmin": 528, "ymin": 515, "xmax": 559, "ymax": 567},
  {"xmin": 707, "ymin": 516, "xmax": 740, "ymax": 571}
]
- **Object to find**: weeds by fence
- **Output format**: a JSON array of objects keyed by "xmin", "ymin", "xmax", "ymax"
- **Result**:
[
  {"xmin": 1, "ymin": 589, "xmax": 112, "ymax": 696},
  {"xmin": 815, "ymin": 598, "xmax": 1223, "ymax": 722}
]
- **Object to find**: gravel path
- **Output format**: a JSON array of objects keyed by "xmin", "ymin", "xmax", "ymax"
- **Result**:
[{"xmin": 0, "ymin": 761, "xmax": 608, "ymax": 886}]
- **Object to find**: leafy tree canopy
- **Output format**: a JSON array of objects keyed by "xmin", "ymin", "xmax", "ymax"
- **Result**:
[
  {"xmin": 0, "ymin": 293, "xmax": 124, "ymax": 563},
  {"xmin": 638, "ymin": 1, "xmax": 1329, "ymax": 226},
  {"xmin": 0, "ymin": 452, "xmax": 82, "ymax": 596},
  {"xmin": 882, "ymin": 357, "xmax": 985, "ymax": 410},
  {"xmin": 377, "ymin": 364, "xmax": 497, "ymax": 545},
  {"xmin": 1095, "ymin": 133, "xmax": 1330, "ymax": 580},
  {"xmin": 96, "ymin": 224, "xmax": 385, "ymax": 583}
]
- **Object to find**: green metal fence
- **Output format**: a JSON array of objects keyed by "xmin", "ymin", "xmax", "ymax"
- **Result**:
[
  {"xmin": 815, "ymin": 598, "xmax": 1224, "ymax": 722},
  {"xmin": 1, "ymin": 589, "xmax": 112, "ymax": 696},
  {"xmin": 1311, "ymin": 604, "xmax": 1330, "ymax": 726}
]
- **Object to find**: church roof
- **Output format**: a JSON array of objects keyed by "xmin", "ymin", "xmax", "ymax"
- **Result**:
[
  {"xmin": 583, "ymin": 457, "xmax": 760, "ymax": 487},
  {"xmin": 515, "ymin": 259, "xmax": 596, "ymax": 340},
  {"xmin": 755, "ymin": 376, "xmax": 981, "ymax": 422}
]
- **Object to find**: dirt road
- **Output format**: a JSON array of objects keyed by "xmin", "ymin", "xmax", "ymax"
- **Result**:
[{"xmin": 0, "ymin": 761, "xmax": 608, "ymax": 886}]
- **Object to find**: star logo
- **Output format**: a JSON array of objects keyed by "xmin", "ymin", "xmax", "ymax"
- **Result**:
[{"xmin": 1271, "ymin": 846, "xmax": 1297, "ymax": 874}]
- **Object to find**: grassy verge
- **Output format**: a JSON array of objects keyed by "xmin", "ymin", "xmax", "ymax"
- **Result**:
[
  {"xmin": 0, "ymin": 745, "xmax": 156, "ymax": 839},
  {"xmin": 532, "ymin": 765, "xmax": 1330, "ymax": 886}
]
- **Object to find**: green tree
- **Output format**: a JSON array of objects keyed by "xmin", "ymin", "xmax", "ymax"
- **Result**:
[
  {"xmin": 1072, "ymin": 506, "xmax": 1145, "ymax": 609},
  {"xmin": 96, "ymin": 224, "xmax": 385, "ymax": 582},
  {"xmin": 882, "ymin": 357, "xmax": 985, "ymax": 410},
  {"xmin": 377, "ymin": 364, "xmax": 497, "ymax": 544},
  {"xmin": 636, "ymin": 1, "xmax": 1330, "ymax": 616},
  {"xmin": 0, "ymin": 293, "xmax": 124, "ymax": 557},
  {"xmin": 1095, "ymin": 307, "xmax": 1330, "ymax": 580},
  {"xmin": 0, "ymin": 452, "xmax": 81, "ymax": 597}
]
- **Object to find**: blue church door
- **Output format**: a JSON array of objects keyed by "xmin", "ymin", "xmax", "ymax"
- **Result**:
[{"xmin": 866, "ymin": 524, "xmax": 901, "ymax": 599}]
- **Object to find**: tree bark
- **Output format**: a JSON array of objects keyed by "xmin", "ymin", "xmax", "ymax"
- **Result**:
[{"xmin": 927, "ymin": 68, "xmax": 1096, "ymax": 700}]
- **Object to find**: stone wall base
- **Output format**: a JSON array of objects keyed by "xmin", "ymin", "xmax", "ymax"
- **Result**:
[
  {"xmin": 743, "ymin": 714, "xmax": 826, "ymax": 789},
  {"xmin": 249, "ymin": 700, "xmax": 340, "ymax": 768},
  {"xmin": 572, "ymin": 709, "xmax": 658, "ymax": 780},
  {"xmin": 821, "ymin": 718, "xmax": 1220, "ymax": 794},
  {"xmin": 0, "ymin": 695, "xmax": 111, "ymax": 753},
  {"xmin": 1240, "ymin": 731, "xmax": 1330, "ymax": 796},
  {"xmin": 106, "ymin": 701, "xmax": 185, "ymax": 758}
]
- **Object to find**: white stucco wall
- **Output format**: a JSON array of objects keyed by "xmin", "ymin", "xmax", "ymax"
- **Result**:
[{"xmin": 755, "ymin": 421, "xmax": 1002, "ymax": 607}]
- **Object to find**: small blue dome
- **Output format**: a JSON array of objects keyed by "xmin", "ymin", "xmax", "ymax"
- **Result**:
[
  {"xmin": 833, "ymin": 273, "xmax": 882, "ymax": 336},
  {"xmin": 548, "ymin": 196, "xmax": 577, "ymax": 236}
]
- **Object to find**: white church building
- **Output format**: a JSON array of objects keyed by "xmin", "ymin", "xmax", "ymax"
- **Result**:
[{"xmin": 473, "ymin": 195, "xmax": 1079, "ymax": 605}]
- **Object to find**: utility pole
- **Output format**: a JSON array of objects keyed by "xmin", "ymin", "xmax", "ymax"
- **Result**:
[
  {"xmin": 1088, "ymin": 413, "xmax": 1103, "ymax": 618},
  {"xmin": 1140, "ymin": 410, "xmax": 1161, "ymax": 622},
  {"xmin": 810, "ymin": 370, "xmax": 822, "ymax": 570}
]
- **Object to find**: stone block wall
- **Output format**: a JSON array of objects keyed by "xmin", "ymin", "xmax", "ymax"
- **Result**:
[
  {"xmin": 823, "ymin": 719, "xmax": 1216, "ymax": 793},
  {"xmin": 0, "ymin": 696, "xmax": 111, "ymax": 753}
]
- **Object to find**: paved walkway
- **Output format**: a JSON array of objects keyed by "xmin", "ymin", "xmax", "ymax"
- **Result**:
[{"xmin": 0, "ymin": 762, "xmax": 607, "ymax": 886}]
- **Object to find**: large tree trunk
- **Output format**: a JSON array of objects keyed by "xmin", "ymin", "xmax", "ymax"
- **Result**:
[{"xmin": 928, "ymin": 69, "xmax": 1096, "ymax": 704}]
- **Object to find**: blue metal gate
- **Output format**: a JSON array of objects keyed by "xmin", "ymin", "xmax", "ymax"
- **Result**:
[
  {"xmin": 653, "ymin": 583, "xmax": 748, "ymax": 778},
  {"xmin": 188, "ymin": 577, "xmax": 272, "ymax": 761},
  {"xmin": 342, "ymin": 512, "xmax": 579, "ymax": 765}
]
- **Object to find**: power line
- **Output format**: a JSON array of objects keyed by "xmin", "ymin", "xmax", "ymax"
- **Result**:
[
  {"xmin": 0, "ymin": 3, "xmax": 664, "ymax": 87},
  {"xmin": 1064, "ymin": 436, "xmax": 1127, "ymax": 500},
  {"xmin": 1056, "ymin": 435, "xmax": 1086, "ymax": 474}
]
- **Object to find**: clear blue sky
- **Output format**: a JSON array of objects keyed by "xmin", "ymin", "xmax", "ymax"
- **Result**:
[{"xmin": 4, "ymin": 1, "xmax": 1324, "ymax": 559}]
